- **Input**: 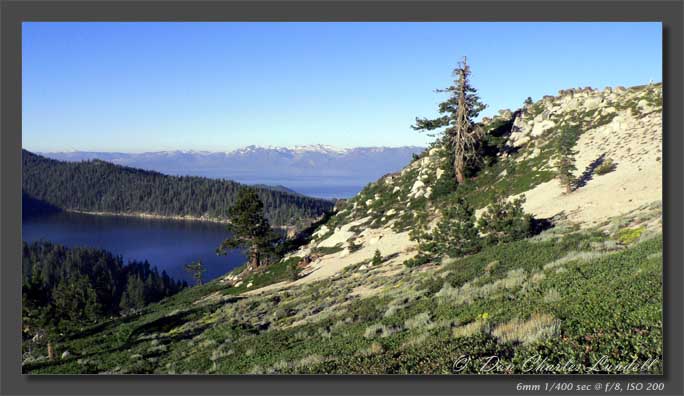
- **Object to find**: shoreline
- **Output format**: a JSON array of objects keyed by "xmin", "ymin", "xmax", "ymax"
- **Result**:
[
  {"xmin": 64, "ymin": 209, "xmax": 295, "ymax": 231},
  {"xmin": 66, "ymin": 209, "xmax": 232, "ymax": 224}
]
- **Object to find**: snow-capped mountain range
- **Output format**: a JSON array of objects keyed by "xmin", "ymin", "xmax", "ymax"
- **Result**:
[{"xmin": 40, "ymin": 145, "xmax": 425, "ymax": 198}]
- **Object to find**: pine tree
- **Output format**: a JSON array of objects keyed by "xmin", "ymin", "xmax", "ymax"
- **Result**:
[
  {"xmin": 413, "ymin": 56, "xmax": 486, "ymax": 184},
  {"xmin": 120, "ymin": 275, "xmax": 145, "ymax": 311},
  {"xmin": 371, "ymin": 249, "xmax": 383, "ymax": 266},
  {"xmin": 216, "ymin": 188, "xmax": 278, "ymax": 270},
  {"xmin": 184, "ymin": 260, "xmax": 206, "ymax": 286},
  {"xmin": 524, "ymin": 96, "xmax": 534, "ymax": 106},
  {"xmin": 556, "ymin": 126, "xmax": 579, "ymax": 193},
  {"xmin": 477, "ymin": 196, "xmax": 532, "ymax": 245},
  {"xmin": 420, "ymin": 197, "xmax": 481, "ymax": 258}
]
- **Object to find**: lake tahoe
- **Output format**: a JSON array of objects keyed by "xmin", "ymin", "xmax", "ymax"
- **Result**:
[{"xmin": 22, "ymin": 211, "xmax": 245, "ymax": 283}]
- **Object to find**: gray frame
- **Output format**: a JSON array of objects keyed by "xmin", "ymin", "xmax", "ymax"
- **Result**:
[{"xmin": 2, "ymin": 1, "xmax": 682, "ymax": 395}]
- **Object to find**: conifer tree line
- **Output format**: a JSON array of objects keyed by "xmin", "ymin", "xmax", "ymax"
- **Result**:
[
  {"xmin": 22, "ymin": 150, "xmax": 333, "ymax": 228},
  {"xmin": 22, "ymin": 241, "xmax": 187, "ymax": 337}
]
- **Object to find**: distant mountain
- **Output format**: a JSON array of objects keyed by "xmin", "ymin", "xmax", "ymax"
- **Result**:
[
  {"xmin": 40, "ymin": 145, "xmax": 426, "ymax": 198},
  {"xmin": 22, "ymin": 150, "xmax": 334, "ymax": 228}
]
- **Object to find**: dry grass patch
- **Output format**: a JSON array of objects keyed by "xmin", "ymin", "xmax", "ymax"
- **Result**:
[
  {"xmin": 491, "ymin": 313, "xmax": 561, "ymax": 345},
  {"xmin": 453, "ymin": 320, "xmax": 487, "ymax": 338},
  {"xmin": 404, "ymin": 312, "xmax": 434, "ymax": 331}
]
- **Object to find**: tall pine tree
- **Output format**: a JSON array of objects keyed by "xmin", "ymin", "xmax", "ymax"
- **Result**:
[
  {"xmin": 216, "ymin": 188, "xmax": 278, "ymax": 270},
  {"xmin": 413, "ymin": 56, "xmax": 486, "ymax": 184},
  {"xmin": 555, "ymin": 126, "xmax": 579, "ymax": 193}
]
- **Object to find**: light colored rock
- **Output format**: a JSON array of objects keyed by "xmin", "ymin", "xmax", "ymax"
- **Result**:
[
  {"xmin": 513, "ymin": 135, "xmax": 531, "ymax": 147},
  {"xmin": 61, "ymin": 351, "xmax": 71, "ymax": 359},
  {"xmin": 602, "ymin": 106, "xmax": 616, "ymax": 115},
  {"xmin": 531, "ymin": 119, "xmax": 556, "ymax": 137},
  {"xmin": 365, "ymin": 199, "xmax": 373, "ymax": 206},
  {"xmin": 386, "ymin": 208, "xmax": 397, "ymax": 216},
  {"xmin": 583, "ymin": 96, "xmax": 603, "ymax": 110},
  {"xmin": 392, "ymin": 186, "xmax": 401, "ymax": 193},
  {"xmin": 410, "ymin": 180, "xmax": 425, "ymax": 194},
  {"xmin": 313, "ymin": 225, "xmax": 329, "ymax": 238}
]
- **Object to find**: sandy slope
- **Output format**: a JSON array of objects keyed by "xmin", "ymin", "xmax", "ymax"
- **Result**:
[{"xmin": 518, "ymin": 110, "xmax": 661, "ymax": 226}]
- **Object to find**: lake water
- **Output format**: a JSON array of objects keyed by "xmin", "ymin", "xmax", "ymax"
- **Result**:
[{"xmin": 22, "ymin": 212, "xmax": 245, "ymax": 284}]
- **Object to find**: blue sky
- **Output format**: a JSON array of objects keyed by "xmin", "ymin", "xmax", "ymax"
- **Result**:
[{"xmin": 23, "ymin": 22, "xmax": 662, "ymax": 153}]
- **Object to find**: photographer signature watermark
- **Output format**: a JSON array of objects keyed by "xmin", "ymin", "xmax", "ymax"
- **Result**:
[{"xmin": 452, "ymin": 354, "xmax": 660, "ymax": 374}]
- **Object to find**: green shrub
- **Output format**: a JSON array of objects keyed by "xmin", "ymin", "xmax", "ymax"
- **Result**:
[
  {"xmin": 347, "ymin": 238, "xmax": 362, "ymax": 253},
  {"xmin": 616, "ymin": 226, "xmax": 645, "ymax": 245},
  {"xmin": 478, "ymin": 196, "xmax": 532, "ymax": 245},
  {"xmin": 287, "ymin": 261, "xmax": 300, "ymax": 281},
  {"xmin": 595, "ymin": 158, "xmax": 617, "ymax": 175},
  {"xmin": 422, "ymin": 197, "xmax": 481, "ymax": 258},
  {"xmin": 311, "ymin": 244, "xmax": 344, "ymax": 255},
  {"xmin": 404, "ymin": 254, "xmax": 432, "ymax": 268},
  {"xmin": 371, "ymin": 250, "xmax": 383, "ymax": 266}
]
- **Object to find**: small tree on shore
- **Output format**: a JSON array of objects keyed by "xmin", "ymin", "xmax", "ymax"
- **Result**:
[
  {"xmin": 184, "ymin": 260, "xmax": 206, "ymax": 286},
  {"xmin": 217, "ymin": 188, "xmax": 277, "ymax": 271}
]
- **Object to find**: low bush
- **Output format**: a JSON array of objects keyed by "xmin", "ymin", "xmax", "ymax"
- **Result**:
[
  {"xmin": 595, "ymin": 158, "xmax": 617, "ymax": 175},
  {"xmin": 404, "ymin": 254, "xmax": 432, "ymax": 268}
]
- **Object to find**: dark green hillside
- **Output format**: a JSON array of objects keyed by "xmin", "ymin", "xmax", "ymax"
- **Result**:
[
  {"xmin": 22, "ymin": 150, "xmax": 333, "ymax": 228},
  {"xmin": 22, "ymin": 241, "xmax": 187, "ymax": 360}
]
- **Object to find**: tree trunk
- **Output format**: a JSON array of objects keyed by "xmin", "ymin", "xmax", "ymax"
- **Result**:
[
  {"xmin": 47, "ymin": 342, "xmax": 55, "ymax": 360},
  {"xmin": 453, "ymin": 57, "xmax": 470, "ymax": 185},
  {"xmin": 455, "ymin": 156, "xmax": 465, "ymax": 184},
  {"xmin": 249, "ymin": 247, "xmax": 260, "ymax": 270}
]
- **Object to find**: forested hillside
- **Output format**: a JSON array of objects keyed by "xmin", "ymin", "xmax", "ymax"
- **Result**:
[
  {"xmin": 22, "ymin": 242, "xmax": 186, "ymax": 349},
  {"xmin": 22, "ymin": 150, "xmax": 333, "ymax": 228}
]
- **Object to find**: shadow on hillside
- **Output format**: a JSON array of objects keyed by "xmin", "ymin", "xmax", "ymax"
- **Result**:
[
  {"xmin": 477, "ymin": 110, "xmax": 521, "ymax": 171},
  {"xmin": 22, "ymin": 192, "xmax": 62, "ymax": 218},
  {"xmin": 575, "ymin": 153, "xmax": 606, "ymax": 189},
  {"xmin": 530, "ymin": 217, "xmax": 554, "ymax": 235}
]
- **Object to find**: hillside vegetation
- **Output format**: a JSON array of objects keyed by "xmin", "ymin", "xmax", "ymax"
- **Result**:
[
  {"xmin": 22, "ymin": 83, "xmax": 662, "ymax": 374},
  {"xmin": 22, "ymin": 150, "xmax": 334, "ymax": 228}
]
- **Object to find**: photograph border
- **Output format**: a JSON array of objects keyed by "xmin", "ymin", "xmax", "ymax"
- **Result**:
[{"xmin": 2, "ymin": 1, "xmax": 682, "ymax": 395}]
